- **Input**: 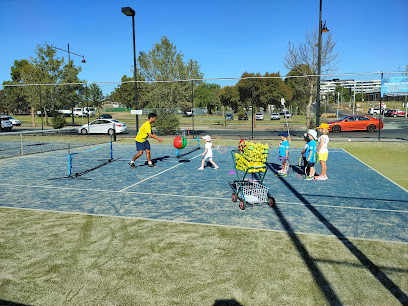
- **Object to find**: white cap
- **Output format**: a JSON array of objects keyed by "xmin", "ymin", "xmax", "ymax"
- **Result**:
[
  {"xmin": 307, "ymin": 129, "xmax": 317, "ymax": 140},
  {"xmin": 202, "ymin": 135, "xmax": 211, "ymax": 141}
]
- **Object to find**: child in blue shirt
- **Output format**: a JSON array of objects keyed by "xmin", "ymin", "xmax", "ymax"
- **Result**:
[
  {"xmin": 305, "ymin": 129, "xmax": 317, "ymax": 180},
  {"xmin": 278, "ymin": 132, "xmax": 289, "ymax": 174}
]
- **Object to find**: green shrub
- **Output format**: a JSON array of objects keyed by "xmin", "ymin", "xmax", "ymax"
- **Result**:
[
  {"xmin": 51, "ymin": 111, "xmax": 67, "ymax": 129},
  {"xmin": 154, "ymin": 109, "xmax": 180, "ymax": 135}
]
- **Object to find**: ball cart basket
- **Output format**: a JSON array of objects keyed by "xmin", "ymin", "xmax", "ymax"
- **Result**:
[{"xmin": 230, "ymin": 149, "xmax": 275, "ymax": 210}]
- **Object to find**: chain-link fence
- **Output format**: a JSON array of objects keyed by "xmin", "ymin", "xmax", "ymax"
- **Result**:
[{"xmin": 1, "ymin": 71, "xmax": 407, "ymax": 140}]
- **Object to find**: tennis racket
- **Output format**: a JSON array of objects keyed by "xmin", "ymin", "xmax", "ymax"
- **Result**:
[
  {"xmin": 285, "ymin": 157, "xmax": 292, "ymax": 174},
  {"xmin": 304, "ymin": 153, "xmax": 316, "ymax": 177},
  {"xmin": 216, "ymin": 144, "xmax": 227, "ymax": 154}
]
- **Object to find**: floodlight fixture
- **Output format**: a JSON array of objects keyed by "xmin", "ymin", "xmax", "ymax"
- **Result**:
[{"xmin": 122, "ymin": 7, "xmax": 135, "ymax": 17}]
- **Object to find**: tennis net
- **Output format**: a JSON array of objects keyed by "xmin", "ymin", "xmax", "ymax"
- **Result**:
[
  {"xmin": 68, "ymin": 141, "xmax": 114, "ymax": 177},
  {"xmin": 0, "ymin": 128, "xmax": 110, "ymax": 159},
  {"xmin": 176, "ymin": 137, "xmax": 201, "ymax": 158}
]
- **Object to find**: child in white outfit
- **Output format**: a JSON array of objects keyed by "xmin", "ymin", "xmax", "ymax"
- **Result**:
[{"xmin": 198, "ymin": 135, "xmax": 219, "ymax": 170}]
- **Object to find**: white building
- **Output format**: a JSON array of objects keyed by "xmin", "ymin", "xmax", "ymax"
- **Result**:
[{"xmin": 320, "ymin": 79, "xmax": 381, "ymax": 95}]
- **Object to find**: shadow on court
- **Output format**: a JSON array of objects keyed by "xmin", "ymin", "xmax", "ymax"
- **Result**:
[{"xmin": 267, "ymin": 163, "xmax": 408, "ymax": 305}]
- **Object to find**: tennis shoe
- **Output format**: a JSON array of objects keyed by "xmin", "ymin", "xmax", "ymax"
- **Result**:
[
  {"xmin": 281, "ymin": 170, "xmax": 287, "ymax": 174},
  {"xmin": 198, "ymin": 167, "xmax": 204, "ymax": 170},
  {"xmin": 129, "ymin": 163, "xmax": 137, "ymax": 168},
  {"xmin": 278, "ymin": 169, "xmax": 283, "ymax": 174},
  {"xmin": 148, "ymin": 163, "xmax": 157, "ymax": 168},
  {"xmin": 214, "ymin": 166, "xmax": 219, "ymax": 169},
  {"xmin": 304, "ymin": 176, "xmax": 313, "ymax": 180}
]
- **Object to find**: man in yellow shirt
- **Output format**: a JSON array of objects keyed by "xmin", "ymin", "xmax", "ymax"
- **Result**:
[{"xmin": 130, "ymin": 113, "xmax": 163, "ymax": 168}]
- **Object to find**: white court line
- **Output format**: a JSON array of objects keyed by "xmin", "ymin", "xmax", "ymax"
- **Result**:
[
  {"xmin": 119, "ymin": 153, "xmax": 202, "ymax": 192},
  {"xmin": 1, "ymin": 182, "xmax": 407, "ymax": 214},
  {"xmin": 278, "ymin": 201, "xmax": 408, "ymax": 214},
  {"xmin": 341, "ymin": 148, "xmax": 408, "ymax": 193},
  {"xmin": 1, "ymin": 205, "xmax": 406, "ymax": 245}
]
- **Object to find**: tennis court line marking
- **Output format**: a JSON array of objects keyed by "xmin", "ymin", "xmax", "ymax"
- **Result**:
[
  {"xmin": 1, "ymin": 183, "xmax": 408, "ymax": 214},
  {"xmin": 119, "ymin": 153, "xmax": 202, "ymax": 192},
  {"xmin": 1, "ymin": 205, "xmax": 407, "ymax": 245},
  {"xmin": 341, "ymin": 148, "xmax": 408, "ymax": 193}
]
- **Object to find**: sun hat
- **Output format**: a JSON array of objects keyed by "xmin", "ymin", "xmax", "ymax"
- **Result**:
[
  {"xmin": 307, "ymin": 129, "xmax": 318, "ymax": 140},
  {"xmin": 202, "ymin": 135, "xmax": 211, "ymax": 141},
  {"xmin": 278, "ymin": 131, "xmax": 288, "ymax": 137},
  {"xmin": 316, "ymin": 123, "xmax": 329, "ymax": 129}
]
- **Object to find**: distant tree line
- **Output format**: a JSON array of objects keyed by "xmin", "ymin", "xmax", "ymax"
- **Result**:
[{"xmin": 2, "ymin": 31, "xmax": 339, "ymax": 129}]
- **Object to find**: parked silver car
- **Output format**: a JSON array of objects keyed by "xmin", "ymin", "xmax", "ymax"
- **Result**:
[{"xmin": 0, "ymin": 117, "xmax": 13, "ymax": 131}]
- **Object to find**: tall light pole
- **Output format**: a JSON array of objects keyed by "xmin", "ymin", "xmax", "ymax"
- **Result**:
[
  {"xmin": 122, "ymin": 7, "xmax": 139, "ymax": 133},
  {"xmin": 316, "ymin": 0, "xmax": 329, "ymax": 127},
  {"xmin": 51, "ymin": 44, "xmax": 86, "ymax": 126}
]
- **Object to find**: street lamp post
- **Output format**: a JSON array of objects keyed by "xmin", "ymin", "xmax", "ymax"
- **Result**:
[
  {"xmin": 122, "ymin": 7, "xmax": 139, "ymax": 134},
  {"xmin": 51, "ymin": 44, "xmax": 86, "ymax": 126},
  {"xmin": 315, "ymin": 0, "xmax": 329, "ymax": 127}
]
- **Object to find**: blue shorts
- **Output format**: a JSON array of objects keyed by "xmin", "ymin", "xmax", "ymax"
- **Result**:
[{"xmin": 136, "ymin": 140, "xmax": 151, "ymax": 151}]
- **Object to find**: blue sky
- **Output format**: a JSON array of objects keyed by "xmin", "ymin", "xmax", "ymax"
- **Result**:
[{"xmin": 1, "ymin": 0, "xmax": 407, "ymax": 95}]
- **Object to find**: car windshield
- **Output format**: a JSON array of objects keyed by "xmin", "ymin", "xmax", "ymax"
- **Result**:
[{"xmin": 333, "ymin": 116, "xmax": 350, "ymax": 122}]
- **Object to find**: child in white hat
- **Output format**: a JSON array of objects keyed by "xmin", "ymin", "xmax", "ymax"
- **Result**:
[{"xmin": 198, "ymin": 135, "xmax": 219, "ymax": 170}]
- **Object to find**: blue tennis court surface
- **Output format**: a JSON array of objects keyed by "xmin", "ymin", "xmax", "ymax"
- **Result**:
[{"xmin": 0, "ymin": 144, "xmax": 407, "ymax": 243}]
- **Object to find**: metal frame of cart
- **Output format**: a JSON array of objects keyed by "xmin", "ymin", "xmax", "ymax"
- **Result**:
[{"xmin": 230, "ymin": 149, "xmax": 275, "ymax": 210}]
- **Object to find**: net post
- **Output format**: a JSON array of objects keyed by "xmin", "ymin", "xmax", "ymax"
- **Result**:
[
  {"xmin": 68, "ymin": 143, "xmax": 72, "ymax": 176},
  {"xmin": 110, "ymin": 140, "xmax": 113, "ymax": 160},
  {"xmin": 20, "ymin": 132, "xmax": 23, "ymax": 155},
  {"xmin": 113, "ymin": 122, "xmax": 117, "ymax": 142}
]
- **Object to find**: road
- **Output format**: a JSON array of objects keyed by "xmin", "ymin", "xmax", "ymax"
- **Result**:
[{"xmin": 3, "ymin": 117, "xmax": 408, "ymax": 141}]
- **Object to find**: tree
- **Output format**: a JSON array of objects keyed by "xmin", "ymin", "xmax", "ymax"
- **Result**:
[
  {"xmin": 284, "ymin": 29, "xmax": 338, "ymax": 129},
  {"xmin": 2, "ymin": 59, "xmax": 31, "ymax": 113},
  {"xmin": 137, "ymin": 36, "xmax": 203, "ymax": 109},
  {"xmin": 2, "ymin": 43, "xmax": 84, "ymax": 126},
  {"xmin": 285, "ymin": 64, "xmax": 313, "ymax": 113},
  {"xmin": 219, "ymin": 85, "xmax": 240, "ymax": 111},
  {"xmin": 237, "ymin": 72, "xmax": 292, "ymax": 112},
  {"xmin": 194, "ymin": 83, "xmax": 220, "ymax": 114},
  {"xmin": 87, "ymin": 83, "xmax": 104, "ymax": 108}
]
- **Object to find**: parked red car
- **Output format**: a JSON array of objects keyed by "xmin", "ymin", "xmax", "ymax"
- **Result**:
[
  {"xmin": 389, "ymin": 109, "xmax": 406, "ymax": 117},
  {"xmin": 327, "ymin": 115, "xmax": 383, "ymax": 133}
]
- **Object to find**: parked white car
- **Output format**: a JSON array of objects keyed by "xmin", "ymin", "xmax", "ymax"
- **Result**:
[
  {"xmin": 270, "ymin": 113, "xmax": 281, "ymax": 120},
  {"xmin": 255, "ymin": 112, "xmax": 264, "ymax": 120},
  {"xmin": 73, "ymin": 107, "xmax": 96, "ymax": 117},
  {"xmin": 280, "ymin": 112, "xmax": 292, "ymax": 118},
  {"xmin": 78, "ymin": 119, "xmax": 127, "ymax": 135},
  {"xmin": 2, "ymin": 115, "xmax": 21, "ymax": 126},
  {"xmin": 368, "ymin": 108, "xmax": 385, "ymax": 115}
]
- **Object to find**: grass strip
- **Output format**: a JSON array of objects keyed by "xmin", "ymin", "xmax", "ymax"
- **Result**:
[{"xmin": 0, "ymin": 208, "xmax": 407, "ymax": 305}]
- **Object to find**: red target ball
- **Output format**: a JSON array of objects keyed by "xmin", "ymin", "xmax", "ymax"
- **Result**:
[
  {"xmin": 173, "ymin": 136, "xmax": 182, "ymax": 149},
  {"xmin": 173, "ymin": 136, "xmax": 187, "ymax": 149}
]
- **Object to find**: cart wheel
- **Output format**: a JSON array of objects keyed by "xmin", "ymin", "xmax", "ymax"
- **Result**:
[
  {"xmin": 239, "ymin": 200, "xmax": 245, "ymax": 210},
  {"xmin": 232, "ymin": 193, "xmax": 237, "ymax": 202},
  {"xmin": 268, "ymin": 197, "xmax": 275, "ymax": 208}
]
